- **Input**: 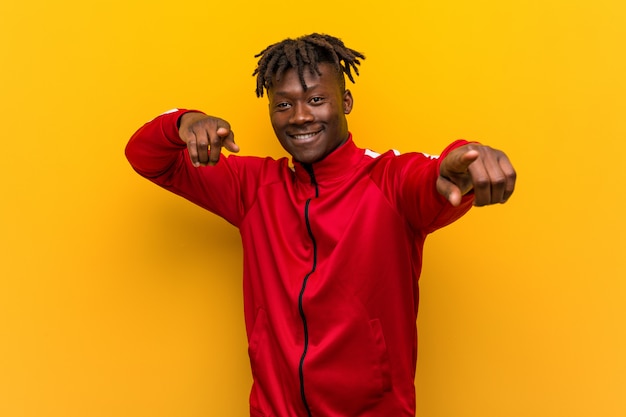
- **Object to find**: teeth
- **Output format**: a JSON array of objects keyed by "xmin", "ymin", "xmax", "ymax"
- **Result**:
[{"xmin": 292, "ymin": 132, "xmax": 317, "ymax": 140}]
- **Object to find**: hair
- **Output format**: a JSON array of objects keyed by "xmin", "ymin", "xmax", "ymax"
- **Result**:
[{"xmin": 252, "ymin": 33, "xmax": 365, "ymax": 98}]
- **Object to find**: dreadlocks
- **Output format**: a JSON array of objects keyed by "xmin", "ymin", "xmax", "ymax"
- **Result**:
[{"xmin": 252, "ymin": 33, "xmax": 365, "ymax": 98}]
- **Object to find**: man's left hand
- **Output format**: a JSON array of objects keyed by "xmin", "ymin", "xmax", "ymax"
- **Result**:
[{"xmin": 437, "ymin": 144, "xmax": 516, "ymax": 207}]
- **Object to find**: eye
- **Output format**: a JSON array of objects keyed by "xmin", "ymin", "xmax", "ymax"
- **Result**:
[
  {"xmin": 275, "ymin": 102, "xmax": 291, "ymax": 110},
  {"xmin": 309, "ymin": 96, "xmax": 325, "ymax": 104}
]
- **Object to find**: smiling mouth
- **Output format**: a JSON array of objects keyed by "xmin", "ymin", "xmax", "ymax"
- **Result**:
[{"xmin": 289, "ymin": 130, "xmax": 322, "ymax": 140}]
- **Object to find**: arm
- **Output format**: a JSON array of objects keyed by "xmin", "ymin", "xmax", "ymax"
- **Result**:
[
  {"xmin": 396, "ymin": 141, "xmax": 476, "ymax": 233},
  {"xmin": 125, "ymin": 109, "xmax": 245, "ymax": 226},
  {"xmin": 125, "ymin": 109, "xmax": 239, "ymax": 176},
  {"xmin": 375, "ymin": 140, "xmax": 515, "ymax": 234}
]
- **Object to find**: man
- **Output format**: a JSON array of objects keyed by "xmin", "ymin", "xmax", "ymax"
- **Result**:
[{"xmin": 126, "ymin": 33, "xmax": 515, "ymax": 417}]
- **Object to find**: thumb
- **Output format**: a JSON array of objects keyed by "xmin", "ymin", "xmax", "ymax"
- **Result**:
[
  {"xmin": 441, "ymin": 147, "xmax": 480, "ymax": 177},
  {"xmin": 216, "ymin": 126, "xmax": 230, "ymax": 137}
]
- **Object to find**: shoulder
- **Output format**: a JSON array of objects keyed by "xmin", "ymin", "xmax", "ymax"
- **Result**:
[{"xmin": 364, "ymin": 148, "xmax": 439, "ymax": 174}]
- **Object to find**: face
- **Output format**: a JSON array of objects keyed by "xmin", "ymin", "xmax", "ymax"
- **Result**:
[{"xmin": 268, "ymin": 62, "xmax": 353, "ymax": 164}]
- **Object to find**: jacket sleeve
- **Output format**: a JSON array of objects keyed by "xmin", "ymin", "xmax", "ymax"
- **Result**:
[
  {"xmin": 124, "ymin": 109, "xmax": 246, "ymax": 227},
  {"xmin": 397, "ymin": 140, "xmax": 474, "ymax": 234}
]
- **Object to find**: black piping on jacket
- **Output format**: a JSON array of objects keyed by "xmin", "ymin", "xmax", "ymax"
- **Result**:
[{"xmin": 298, "ymin": 163, "xmax": 318, "ymax": 417}]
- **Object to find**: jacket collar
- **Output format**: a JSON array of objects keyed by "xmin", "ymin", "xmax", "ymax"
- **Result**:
[{"xmin": 292, "ymin": 134, "xmax": 363, "ymax": 184}]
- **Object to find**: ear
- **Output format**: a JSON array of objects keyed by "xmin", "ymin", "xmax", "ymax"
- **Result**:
[{"xmin": 343, "ymin": 89, "xmax": 354, "ymax": 114}]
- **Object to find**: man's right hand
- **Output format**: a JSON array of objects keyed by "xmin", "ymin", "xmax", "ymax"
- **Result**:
[{"xmin": 178, "ymin": 112, "xmax": 240, "ymax": 167}]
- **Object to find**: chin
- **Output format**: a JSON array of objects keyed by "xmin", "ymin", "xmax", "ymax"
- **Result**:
[
  {"xmin": 294, "ymin": 155, "xmax": 318, "ymax": 165},
  {"xmin": 284, "ymin": 147, "xmax": 319, "ymax": 164}
]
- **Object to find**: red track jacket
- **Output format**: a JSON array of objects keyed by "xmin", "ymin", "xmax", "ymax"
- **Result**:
[{"xmin": 125, "ymin": 109, "xmax": 474, "ymax": 416}]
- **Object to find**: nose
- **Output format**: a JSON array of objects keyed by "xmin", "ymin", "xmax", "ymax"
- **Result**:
[{"xmin": 289, "ymin": 102, "xmax": 314, "ymax": 125}]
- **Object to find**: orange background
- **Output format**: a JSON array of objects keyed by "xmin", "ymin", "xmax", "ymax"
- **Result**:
[{"xmin": 1, "ymin": 1, "xmax": 625, "ymax": 416}]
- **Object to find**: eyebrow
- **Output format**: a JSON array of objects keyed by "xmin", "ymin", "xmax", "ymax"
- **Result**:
[{"xmin": 272, "ymin": 83, "xmax": 322, "ymax": 97}]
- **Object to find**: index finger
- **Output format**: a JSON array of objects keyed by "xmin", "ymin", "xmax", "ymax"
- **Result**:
[{"xmin": 207, "ymin": 122, "xmax": 232, "ymax": 166}]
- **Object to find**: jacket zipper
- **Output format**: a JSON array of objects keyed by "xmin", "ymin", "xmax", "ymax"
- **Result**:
[{"xmin": 298, "ymin": 164, "xmax": 318, "ymax": 417}]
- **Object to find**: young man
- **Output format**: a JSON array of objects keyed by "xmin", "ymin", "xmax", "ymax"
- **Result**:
[{"xmin": 126, "ymin": 33, "xmax": 516, "ymax": 417}]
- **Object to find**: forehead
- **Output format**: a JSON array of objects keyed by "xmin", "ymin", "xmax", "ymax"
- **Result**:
[{"xmin": 269, "ymin": 62, "xmax": 342, "ymax": 96}]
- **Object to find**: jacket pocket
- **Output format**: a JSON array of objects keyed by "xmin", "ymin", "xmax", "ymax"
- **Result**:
[
  {"xmin": 248, "ymin": 308, "xmax": 268, "ymax": 377},
  {"xmin": 369, "ymin": 318, "xmax": 392, "ymax": 393},
  {"xmin": 247, "ymin": 308, "xmax": 273, "ymax": 416},
  {"xmin": 250, "ymin": 404, "xmax": 269, "ymax": 417}
]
